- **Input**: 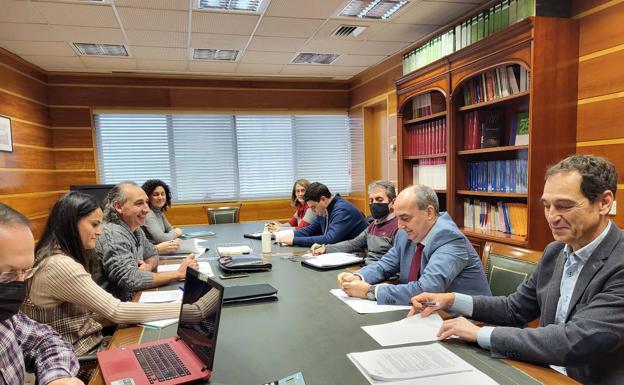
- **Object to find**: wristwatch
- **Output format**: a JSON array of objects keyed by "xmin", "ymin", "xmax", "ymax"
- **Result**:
[{"xmin": 366, "ymin": 285, "xmax": 377, "ymax": 301}]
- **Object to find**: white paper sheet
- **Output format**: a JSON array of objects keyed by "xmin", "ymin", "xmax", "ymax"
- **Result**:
[
  {"xmin": 348, "ymin": 345, "xmax": 499, "ymax": 385},
  {"xmin": 138, "ymin": 290, "xmax": 183, "ymax": 303},
  {"xmin": 330, "ymin": 289, "xmax": 412, "ymax": 314},
  {"xmin": 304, "ymin": 253, "xmax": 363, "ymax": 268},
  {"xmin": 157, "ymin": 261, "xmax": 214, "ymax": 277},
  {"xmin": 141, "ymin": 318, "xmax": 178, "ymax": 329},
  {"xmin": 361, "ymin": 313, "xmax": 443, "ymax": 346}
]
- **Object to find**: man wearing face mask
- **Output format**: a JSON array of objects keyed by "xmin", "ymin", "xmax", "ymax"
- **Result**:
[
  {"xmin": 337, "ymin": 185, "xmax": 490, "ymax": 305},
  {"xmin": 0, "ymin": 203, "xmax": 83, "ymax": 385},
  {"xmin": 311, "ymin": 180, "xmax": 398, "ymax": 263}
]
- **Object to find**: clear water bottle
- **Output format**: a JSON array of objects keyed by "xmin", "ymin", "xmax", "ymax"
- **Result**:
[{"xmin": 261, "ymin": 225, "xmax": 272, "ymax": 254}]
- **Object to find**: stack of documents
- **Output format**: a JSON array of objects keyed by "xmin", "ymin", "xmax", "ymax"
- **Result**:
[
  {"xmin": 159, "ymin": 239, "xmax": 208, "ymax": 259},
  {"xmin": 217, "ymin": 245, "xmax": 253, "ymax": 256},
  {"xmin": 361, "ymin": 313, "xmax": 443, "ymax": 346},
  {"xmin": 330, "ymin": 289, "xmax": 412, "ymax": 314},
  {"xmin": 138, "ymin": 290, "xmax": 183, "ymax": 303},
  {"xmin": 302, "ymin": 253, "xmax": 364, "ymax": 269},
  {"xmin": 157, "ymin": 261, "xmax": 214, "ymax": 277},
  {"xmin": 348, "ymin": 343, "xmax": 499, "ymax": 385}
]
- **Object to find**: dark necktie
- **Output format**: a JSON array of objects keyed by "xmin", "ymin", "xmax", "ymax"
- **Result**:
[{"xmin": 407, "ymin": 243, "xmax": 424, "ymax": 282}]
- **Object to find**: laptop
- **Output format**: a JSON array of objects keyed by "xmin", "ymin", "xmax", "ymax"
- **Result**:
[{"xmin": 96, "ymin": 268, "xmax": 224, "ymax": 385}]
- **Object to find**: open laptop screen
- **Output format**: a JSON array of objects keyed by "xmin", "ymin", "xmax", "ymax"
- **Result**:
[{"xmin": 177, "ymin": 269, "xmax": 224, "ymax": 372}]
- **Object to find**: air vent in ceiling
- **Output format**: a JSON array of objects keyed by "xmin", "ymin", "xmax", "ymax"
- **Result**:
[
  {"xmin": 198, "ymin": 0, "xmax": 262, "ymax": 12},
  {"xmin": 193, "ymin": 48, "xmax": 239, "ymax": 61},
  {"xmin": 339, "ymin": 0, "xmax": 408, "ymax": 20},
  {"xmin": 332, "ymin": 25, "xmax": 368, "ymax": 37},
  {"xmin": 292, "ymin": 53, "xmax": 340, "ymax": 65},
  {"xmin": 74, "ymin": 43, "xmax": 128, "ymax": 56}
]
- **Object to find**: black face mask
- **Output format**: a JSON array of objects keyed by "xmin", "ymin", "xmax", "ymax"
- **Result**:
[
  {"xmin": 0, "ymin": 281, "xmax": 26, "ymax": 322},
  {"xmin": 369, "ymin": 203, "xmax": 390, "ymax": 220}
]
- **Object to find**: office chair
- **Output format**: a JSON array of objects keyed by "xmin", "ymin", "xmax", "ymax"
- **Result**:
[
  {"xmin": 481, "ymin": 241, "xmax": 541, "ymax": 297},
  {"xmin": 204, "ymin": 205, "xmax": 241, "ymax": 224}
]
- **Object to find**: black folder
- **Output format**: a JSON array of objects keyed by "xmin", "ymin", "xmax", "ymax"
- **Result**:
[{"xmin": 223, "ymin": 283, "xmax": 278, "ymax": 304}]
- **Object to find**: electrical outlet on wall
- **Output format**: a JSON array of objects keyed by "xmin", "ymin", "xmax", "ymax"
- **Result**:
[{"xmin": 609, "ymin": 201, "xmax": 617, "ymax": 216}]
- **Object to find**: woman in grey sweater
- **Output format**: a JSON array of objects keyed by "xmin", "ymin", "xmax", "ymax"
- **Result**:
[{"xmin": 142, "ymin": 179, "xmax": 182, "ymax": 254}]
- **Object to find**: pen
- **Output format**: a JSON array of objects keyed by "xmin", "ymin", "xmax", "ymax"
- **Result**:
[
  {"xmin": 312, "ymin": 244, "xmax": 325, "ymax": 250},
  {"xmin": 420, "ymin": 301, "xmax": 440, "ymax": 307},
  {"xmin": 178, "ymin": 286, "xmax": 184, "ymax": 292}
]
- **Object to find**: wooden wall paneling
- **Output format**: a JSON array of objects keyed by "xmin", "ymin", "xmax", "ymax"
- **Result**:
[
  {"xmin": 0, "ymin": 64, "xmax": 47, "ymax": 104},
  {"xmin": 0, "ymin": 170, "xmax": 58, "ymax": 194},
  {"xmin": 350, "ymin": 67, "xmax": 402, "ymax": 108},
  {"xmin": 48, "ymin": 86, "xmax": 171, "ymax": 108},
  {"xmin": 572, "ymin": 0, "xmax": 612, "ymax": 16},
  {"xmin": 11, "ymin": 120, "xmax": 53, "ymax": 147},
  {"xmin": 577, "ymin": 98, "xmax": 624, "ymax": 141},
  {"xmin": 54, "ymin": 150, "xmax": 96, "ymax": 170},
  {"xmin": 0, "ymin": 146, "xmax": 55, "ymax": 169},
  {"xmin": 578, "ymin": 49, "xmax": 624, "ymax": 99},
  {"xmin": 0, "ymin": 50, "xmax": 46, "ymax": 82},
  {"xmin": 49, "ymin": 107, "xmax": 93, "ymax": 127},
  {"xmin": 52, "ymin": 128, "xmax": 94, "ymax": 148},
  {"xmin": 0, "ymin": 191, "xmax": 64, "ymax": 218},
  {"xmin": 166, "ymin": 205, "xmax": 210, "ymax": 226},
  {"xmin": 576, "ymin": 143, "xmax": 624, "ymax": 184},
  {"xmin": 0, "ymin": 91, "xmax": 49, "ymax": 125},
  {"xmin": 350, "ymin": 55, "xmax": 403, "ymax": 91},
  {"xmin": 578, "ymin": 2, "xmax": 624, "ymax": 56},
  {"xmin": 30, "ymin": 215, "xmax": 49, "ymax": 240},
  {"xmin": 55, "ymin": 170, "xmax": 97, "ymax": 190}
]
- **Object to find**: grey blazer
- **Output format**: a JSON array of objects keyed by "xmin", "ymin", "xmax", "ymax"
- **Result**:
[{"xmin": 472, "ymin": 223, "xmax": 624, "ymax": 385}]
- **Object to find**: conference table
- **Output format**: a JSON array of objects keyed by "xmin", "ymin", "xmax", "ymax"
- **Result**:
[{"xmin": 89, "ymin": 222, "xmax": 579, "ymax": 385}]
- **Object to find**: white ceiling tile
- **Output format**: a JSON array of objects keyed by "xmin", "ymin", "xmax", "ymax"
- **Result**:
[
  {"xmin": 236, "ymin": 63, "xmax": 283, "ymax": 75},
  {"xmin": 0, "ymin": 1, "xmax": 48, "ymax": 23},
  {"xmin": 240, "ymin": 50, "xmax": 295, "ymax": 65},
  {"xmin": 0, "ymin": 23, "xmax": 63, "ymax": 41},
  {"xmin": 117, "ymin": 8, "xmax": 188, "ymax": 32},
  {"xmin": 188, "ymin": 60, "xmax": 237, "ymax": 73},
  {"xmin": 114, "ymin": 0, "xmax": 190, "ymax": 11},
  {"xmin": 255, "ymin": 17, "xmax": 325, "ymax": 38},
  {"xmin": 52, "ymin": 26, "xmax": 125, "ymax": 44},
  {"xmin": 280, "ymin": 64, "xmax": 324, "ymax": 76},
  {"xmin": 265, "ymin": 0, "xmax": 345, "ymax": 19},
  {"xmin": 129, "ymin": 46, "xmax": 188, "ymax": 60},
  {"xmin": 81, "ymin": 57, "xmax": 138, "ymax": 70},
  {"xmin": 1, "ymin": 40, "xmax": 75, "ymax": 56},
  {"xmin": 332, "ymin": 75, "xmax": 351, "ymax": 80},
  {"xmin": 318, "ymin": 65, "xmax": 367, "ymax": 76},
  {"xmin": 136, "ymin": 59, "xmax": 189, "ymax": 71},
  {"xmin": 371, "ymin": 23, "xmax": 439, "ymax": 42},
  {"xmin": 191, "ymin": 12, "xmax": 259, "ymax": 35},
  {"xmin": 247, "ymin": 36, "xmax": 307, "ymax": 52},
  {"xmin": 395, "ymin": 1, "xmax": 479, "ymax": 25},
  {"xmin": 20, "ymin": 55, "xmax": 85, "ymax": 69},
  {"xmin": 125, "ymin": 30, "xmax": 188, "ymax": 48},
  {"xmin": 303, "ymin": 38, "xmax": 407, "ymax": 55},
  {"xmin": 191, "ymin": 33, "xmax": 248, "ymax": 50},
  {"xmin": 332, "ymin": 54, "xmax": 386, "ymax": 67},
  {"xmin": 33, "ymin": 2, "xmax": 119, "ymax": 28}
]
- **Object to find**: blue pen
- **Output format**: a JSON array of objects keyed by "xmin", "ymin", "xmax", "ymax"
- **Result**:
[{"xmin": 178, "ymin": 286, "xmax": 184, "ymax": 292}]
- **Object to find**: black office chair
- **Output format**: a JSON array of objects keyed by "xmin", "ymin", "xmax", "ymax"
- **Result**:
[{"xmin": 204, "ymin": 205, "xmax": 241, "ymax": 224}]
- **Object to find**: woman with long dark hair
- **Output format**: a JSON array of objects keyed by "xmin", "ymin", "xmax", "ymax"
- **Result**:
[{"xmin": 141, "ymin": 179, "xmax": 182, "ymax": 254}]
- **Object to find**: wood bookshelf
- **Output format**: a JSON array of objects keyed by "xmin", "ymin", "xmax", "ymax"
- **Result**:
[{"xmin": 396, "ymin": 17, "xmax": 579, "ymax": 251}]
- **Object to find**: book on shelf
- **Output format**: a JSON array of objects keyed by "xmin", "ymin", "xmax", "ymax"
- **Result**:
[
  {"xmin": 463, "ymin": 198, "xmax": 527, "ymax": 236},
  {"xmin": 461, "ymin": 64, "xmax": 528, "ymax": 106},
  {"xmin": 513, "ymin": 111, "xmax": 529, "ymax": 145},
  {"xmin": 406, "ymin": 118, "xmax": 446, "ymax": 156},
  {"xmin": 467, "ymin": 159, "xmax": 527, "ymax": 193},
  {"xmin": 480, "ymin": 109, "xmax": 503, "ymax": 148},
  {"xmin": 412, "ymin": 157, "xmax": 446, "ymax": 190}
]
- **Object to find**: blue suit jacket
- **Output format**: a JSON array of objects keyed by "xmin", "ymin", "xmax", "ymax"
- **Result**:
[
  {"xmin": 293, "ymin": 195, "xmax": 367, "ymax": 247},
  {"xmin": 357, "ymin": 212, "xmax": 491, "ymax": 305}
]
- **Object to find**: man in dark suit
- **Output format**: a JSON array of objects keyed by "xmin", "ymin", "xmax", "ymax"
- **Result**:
[{"xmin": 411, "ymin": 155, "xmax": 623, "ymax": 385}]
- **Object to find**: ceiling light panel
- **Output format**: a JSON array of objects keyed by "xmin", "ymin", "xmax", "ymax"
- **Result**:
[
  {"xmin": 339, "ymin": 0, "xmax": 408, "ymax": 20},
  {"xmin": 198, "ymin": 0, "xmax": 262, "ymax": 12},
  {"xmin": 193, "ymin": 48, "xmax": 239, "ymax": 61},
  {"xmin": 292, "ymin": 53, "xmax": 340, "ymax": 65},
  {"xmin": 74, "ymin": 43, "xmax": 129, "ymax": 56}
]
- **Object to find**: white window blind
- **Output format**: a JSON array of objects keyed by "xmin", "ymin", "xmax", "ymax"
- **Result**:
[{"xmin": 94, "ymin": 112, "xmax": 360, "ymax": 203}]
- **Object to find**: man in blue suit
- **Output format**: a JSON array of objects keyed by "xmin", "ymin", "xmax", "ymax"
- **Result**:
[{"xmin": 338, "ymin": 184, "xmax": 490, "ymax": 305}]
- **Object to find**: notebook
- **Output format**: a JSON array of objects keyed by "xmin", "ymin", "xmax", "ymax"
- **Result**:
[
  {"xmin": 96, "ymin": 268, "xmax": 224, "ymax": 385},
  {"xmin": 224, "ymin": 283, "xmax": 278, "ymax": 304},
  {"xmin": 179, "ymin": 230, "xmax": 216, "ymax": 239}
]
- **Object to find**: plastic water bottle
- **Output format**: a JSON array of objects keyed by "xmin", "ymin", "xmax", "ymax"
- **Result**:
[{"xmin": 261, "ymin": 225, "xmax": 272, "ymax": 254}]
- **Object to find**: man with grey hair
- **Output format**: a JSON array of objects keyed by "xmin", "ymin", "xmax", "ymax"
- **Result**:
[
  {"xmin": 412, "ymin": 155, "xmax": 623, "ymax": 385},
  {"xmin": 338, "ymin": 184, "xmax": 490, "ymax": 305},
  {"xmin": 312, "ymin": 180, "xmax": 399, "ymax": 262},
  {"xmin": 96, "ymin": 182, "xmax": 198, "ymax": 301}
]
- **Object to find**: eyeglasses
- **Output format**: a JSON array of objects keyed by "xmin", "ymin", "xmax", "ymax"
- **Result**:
[{"xmin": 0, "ymin": 268, "xmax": 33, "ymax": 283}]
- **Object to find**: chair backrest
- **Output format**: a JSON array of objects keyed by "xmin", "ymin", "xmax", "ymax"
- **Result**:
[
  {"xmin": 481, "ymin": 242, "xmax": 542, "ymax": 297},
  {"xmin": 205, "ymin": 205, "xmax": 241, "ymax": 224}
]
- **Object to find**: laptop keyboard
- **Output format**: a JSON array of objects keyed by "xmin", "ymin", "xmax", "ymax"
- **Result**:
[{"xmin": 133, "ymin": 343, "xmax": 191, "ymax": 384}]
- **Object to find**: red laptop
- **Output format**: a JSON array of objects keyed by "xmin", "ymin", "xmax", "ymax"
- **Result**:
[{"xmin": 96, "ymin": 268, "xmax": 224, "ymax": 385}]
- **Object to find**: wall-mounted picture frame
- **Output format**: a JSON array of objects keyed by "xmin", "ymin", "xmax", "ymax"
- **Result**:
[{"xmin": 0, "ymin": 115, "xmax": 13, "ymax": 153}]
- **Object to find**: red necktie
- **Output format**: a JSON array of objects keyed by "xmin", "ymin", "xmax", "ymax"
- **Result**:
[{"xmin": 407, "ymin": 243, "xmax": 424, "ymax": 282}]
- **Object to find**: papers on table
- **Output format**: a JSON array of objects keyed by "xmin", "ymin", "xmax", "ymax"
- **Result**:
[
  {"xmin": 348, "ymin": 343, "xmax": 499, "ymax": 385},
  {"xmin": 141, "ymin": 318, "xmax": 178, "ymax": 329},
  {"xmin": 303, "ymin": 253, "xmax": 363, "ymax": 268},
  {"xmin": 330, "ymin": 289, "xmax": 412, "ymax": 314},
  {"xmin": 361, "ymin": 313, "xmax": 443, "ymax": 346},
  {"xmin": 159, "ymin": 239, "xmax": 208, "ymax": 259},
  {"xmin": 217, "ymin": 245, "xmax": 253, "ymax": 256},
  {"xmin": 138, "ymin": 290, "xmax": 183, "ymax": 303},
  {"xmin": 157, "ymin": 261, "xmax": 215, "ymax": 277}
]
